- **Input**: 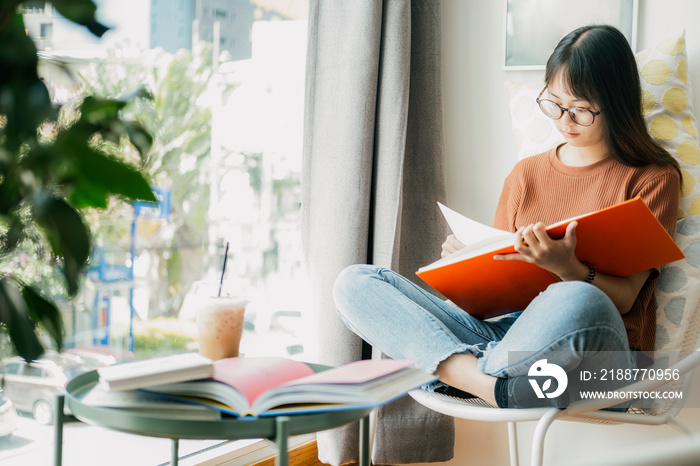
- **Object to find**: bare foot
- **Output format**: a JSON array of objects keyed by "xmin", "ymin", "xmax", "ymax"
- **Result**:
[{"xmin": 435, "ymin": 353, "xmax": 498, "ymax": 406}]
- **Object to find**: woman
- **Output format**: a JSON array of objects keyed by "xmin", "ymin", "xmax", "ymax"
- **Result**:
[{"xmin": 333, "ymin": 25, "xmax": 681, "ymax": 408}]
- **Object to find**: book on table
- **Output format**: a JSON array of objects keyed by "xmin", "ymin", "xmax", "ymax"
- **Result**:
[
  {"xmin": 416, "ymin": 196, "xmax": 685, "ymax": 319},
  {"xmin": 96, "ymin": 352, "xmax": 214, "ymax": 391},
  {"xmin": 79, "ymin": 382, "xmax": 222, "ymax": 420},
  {"xmin": 140, "ymin": 356, "xmax": 437, "ymax": 417}
]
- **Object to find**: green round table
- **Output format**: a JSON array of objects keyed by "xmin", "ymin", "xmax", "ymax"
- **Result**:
[{"xmin": 55, "ymin": 370, "xmax": 372, "ymax": 466}]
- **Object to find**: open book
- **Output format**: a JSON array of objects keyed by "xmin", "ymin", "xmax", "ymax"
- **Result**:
[
  {"xmin": 417, "ymin": 197, "xmax": 685, "ymax": 319},
  {"xmin": 141, "ymin": 357, "xmax": 437, "ymax": 418}
]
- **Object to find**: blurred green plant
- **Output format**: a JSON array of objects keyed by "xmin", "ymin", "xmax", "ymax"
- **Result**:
[
  {"xmin": 0, "ymin": 1, "xmax": 156, "ymax": 361},
  {"xmin": 80, "ymin": 42, "xmax": 237, "ymax": 314},
  {"xmin": 133, "ymin": 329, "xmax": 196, "ymax": 359}
]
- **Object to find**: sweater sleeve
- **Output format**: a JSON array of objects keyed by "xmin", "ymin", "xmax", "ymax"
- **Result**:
[
  {"xmin": 493, "ymin": 173, "xmax": 513, "ymax": 231},
  {"xmin": 633, "ymin": 170, "xmax": 680, "ymax": 238},
  {"xmin": 632, "ymin": 168, "xmax": 680, "ymax": 278},
  {"xmin": 493, "ymin": 166, "xmax": 522, "ymax": 232}
]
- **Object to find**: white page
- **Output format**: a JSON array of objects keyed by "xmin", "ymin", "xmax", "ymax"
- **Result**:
[{"xmin": 438, "ymin": 202, "xmax": 512, "ymax": 247}]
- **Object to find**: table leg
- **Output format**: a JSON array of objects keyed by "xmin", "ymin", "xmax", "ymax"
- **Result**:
[
  {"xmin": 54, "ymin": 394, "xmax": 65, "ymax": 466},
  {"xmin": 171, "ymin": 439, "xmax": 179, "ymax": 466},
  {"xmin": 359, "ymin": 415, "xmax": 370, "ymax": 466},
  {"xmin": 275, "ymin": 416, "xmax": 291, "ymax": 466}
]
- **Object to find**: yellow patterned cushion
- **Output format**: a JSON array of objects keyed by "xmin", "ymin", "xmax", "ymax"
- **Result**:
[
  {"xmin": 636, "ymin": 31, "xmax": 700, "ymax": 352},
  {"xmin": 635, "ymin": 31, "xmax": 700, "ymax": 219}
]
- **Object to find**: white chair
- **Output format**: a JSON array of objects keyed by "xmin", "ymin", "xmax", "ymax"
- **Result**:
[
  {"xmin": 410, "ymin": 346, "xmax": 700, "ymax": 466},
  {"xmin": 410, "ymin": 210, "xmax": 700, "ymax": 466}
]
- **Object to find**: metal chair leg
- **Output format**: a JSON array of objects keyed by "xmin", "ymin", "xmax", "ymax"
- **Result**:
[
  {"xmin": 531, "ymin": 408, "xmax": 563, "ymax": 466},
  {"xmin": 508, "ymin": 421, "xmax": 519, "ymax": 466},
  {"xmin": 667, "ymin": 416, "xmax": 693, "ymax": 435}
]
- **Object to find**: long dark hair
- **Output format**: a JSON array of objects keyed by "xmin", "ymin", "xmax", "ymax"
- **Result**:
[{"xmin": 545, "ymin": 25, "xmax": 681, "ymax": 178}]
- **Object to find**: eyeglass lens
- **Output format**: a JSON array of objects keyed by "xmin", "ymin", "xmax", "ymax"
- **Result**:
[{"xmin": 538, "ymin": 100, "xmax": 595, "ymax": 126}]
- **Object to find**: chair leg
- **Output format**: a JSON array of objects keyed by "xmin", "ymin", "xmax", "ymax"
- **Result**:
[
  {"xmin": 667, "ymin": 417, "xmax": 693, "ymax": 435},
  {"xmin": 531, "ymin": 408, "xmax": 563, "ymax": 466},
  {"xmin": 507, "ymin": 422, "xmax": 519, "ymax": 466}
]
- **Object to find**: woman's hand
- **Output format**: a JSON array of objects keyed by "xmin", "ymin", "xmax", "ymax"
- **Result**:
[
  {"xmin": 495, "ymin": 220, "xmax": 653, "ymax": 314},
  {"xmin": 494, "ymin": 221, "xmax": 585, "ymax": 280},
  {"xmin": 441, "ymin": 234, "xmax": 465, "ymax": 258}
]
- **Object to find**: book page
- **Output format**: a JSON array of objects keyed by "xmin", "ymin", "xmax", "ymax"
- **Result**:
[
  {"xmin": 418, "ymin": 235, "xmax": 515, "ymax": 272},
  {"xmin": 212, "ymin": 357, "xmax": 315, "ymax": 407},
  {"xmin": 279, "ymin": 359, "xmax": 417, "ymax": 386},
  {"xmin": 438, "ymin": 203, "xmax": 512, "ymax": 247},
  {"xmin": 82, "ymin": 382, "xmax": 212, "ymax": 411},
  {"xmin": 97, "ymin": 352, "xmax": 214, "ymax": 390}
]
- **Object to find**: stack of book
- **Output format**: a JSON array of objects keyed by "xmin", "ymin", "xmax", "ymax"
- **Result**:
[{"xmin": 82, "ymin": 352, "xmax": 437, "ymax": 419}]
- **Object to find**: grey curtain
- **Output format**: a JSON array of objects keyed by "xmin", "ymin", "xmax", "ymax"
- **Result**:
[{"xmin": 302, "ymin": 0, "xmax": 454, "ymax": 464}]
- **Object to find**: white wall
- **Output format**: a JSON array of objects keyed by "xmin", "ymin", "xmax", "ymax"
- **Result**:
[{"xmin": 441, "ymin": 0, "xmax": 700, "ymax": 224}]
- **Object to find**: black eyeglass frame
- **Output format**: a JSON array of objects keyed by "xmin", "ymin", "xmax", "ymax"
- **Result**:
[{"xmin": 535, "ymin": 87, "xmax": 601, "ymax": 127}]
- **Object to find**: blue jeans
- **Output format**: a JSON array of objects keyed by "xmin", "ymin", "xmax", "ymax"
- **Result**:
[{"xmin": 333, "ymin": 264, "xmax": 634, "ymax": 382}]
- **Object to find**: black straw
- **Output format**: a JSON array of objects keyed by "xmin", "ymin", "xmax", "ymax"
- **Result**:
[{"xmin": 218, "ymin": 242, "xmax": 229, "ymax": 297}]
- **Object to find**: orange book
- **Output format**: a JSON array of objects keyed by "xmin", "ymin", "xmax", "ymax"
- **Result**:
[{"xmin": 416, "ymin": 197, "xmax": 684, "ymax": 319}]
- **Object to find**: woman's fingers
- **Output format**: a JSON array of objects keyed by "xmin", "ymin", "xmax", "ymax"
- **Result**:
[
  {"xmin": 521, "ymin": 223, "xmax": 549, "ymax": 247},
  {"xmin": 530, "ymin": 223, "xmax": 549, "ymax": 244},
  {"xmin": 441, "ymin": 234, "xmax": 465, "ymax": 258}
]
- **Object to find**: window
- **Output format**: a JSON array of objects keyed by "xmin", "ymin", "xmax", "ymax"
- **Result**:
[
  {"xmin": 22, "ymin": 1, "xmax": 46, "ymax": 14},
  {"xmin": 21, "ymin": 365, "xmax": 46, "ymax": 378},
  {"xmin": 2, "ymin": 363, "xmax": 21, "ymax": 375},
  {"xmin": 32, "ymin": 1, "xmax": 311, "ymax": 362},
  {"xmin": 39, "ymin": 22, "xmax": 52, "ymax": 39},
  {"xmin": 3, "ymin": 1, "xmax": 311, "ymax": 464}
]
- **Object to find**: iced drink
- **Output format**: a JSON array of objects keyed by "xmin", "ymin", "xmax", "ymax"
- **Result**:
[{"xmin": 196, "ymin": 297, "xmax": 246, "ymax": 360}]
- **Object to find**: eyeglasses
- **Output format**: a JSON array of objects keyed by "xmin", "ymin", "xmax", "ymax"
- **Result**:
[{"xmin": 536, "ymin": 87, "xmax": 601, "ymax": 127}]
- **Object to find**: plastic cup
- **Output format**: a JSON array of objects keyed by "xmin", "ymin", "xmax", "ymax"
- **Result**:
[{"xmin": 196, "ymin": 296, "xmax": 247, "ymax": 360}]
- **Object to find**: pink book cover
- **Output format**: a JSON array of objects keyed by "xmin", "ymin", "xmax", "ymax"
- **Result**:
[
  {"xmin": 280, "ymin": 359, "xmax": 417, "ymax": 386},
  {"xmin": 212, "ymin": 357, "xmax": 314, "ymax": 407}
]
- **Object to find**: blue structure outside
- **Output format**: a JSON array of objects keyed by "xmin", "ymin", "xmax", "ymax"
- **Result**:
[{"xmin": 86, "ymin": 187, "xmax": 172, "ymax": 351}]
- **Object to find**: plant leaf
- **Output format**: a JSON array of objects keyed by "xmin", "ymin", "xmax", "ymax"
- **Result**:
[
  {"xmin": 0, "ymin": 278, "xmax": 44, "ymax": 361},
  {"xmin": 0, "ymin": 13, "xmax": 38, "ymax": 80},
  {"xmin": 54, "ymin": 132, "xmax": 156, "ymax": 205},
  {"xmin": 32, "ymin": 194, "xmax": 91, "ymax": 296},
  {"xmin": 21, "ymin": 285, "xmax": 64, "ymax": 352},
  {"xmin": 79, "ymin": 95, "xmax": 124, "ymax": 124},
  {"xmin": 0, "ymin": 214, "xmax": 24, "ymax": 252},
  {"xmin": 0, "ymin": 15, "xmax": 55, "ymax": 147},
  {"xmin": 0, "ymin": 3, "xmax": 25, "ymax": 18},
  {"xmin": 78, "ymin": 150, "xmax": 156, "ymax": 202},
  {"xmin": 124, "ymin": 121, "xmax": 153, "ymax": 158},
  {"xmin": 67, "ymin": 180, "xmax": 110, "ymax": 209},
  {"xmin": 119, "ymin": 87, "xmax": 153, "ymax": 103},
  {"xmin": 51, "ymin": 0, "xmax": 110, "ymax": 38}
]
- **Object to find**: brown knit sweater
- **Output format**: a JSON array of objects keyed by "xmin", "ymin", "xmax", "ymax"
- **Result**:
[{"xmin": 493, "ymin": 145, "xmax": 680, "ymax": 351}]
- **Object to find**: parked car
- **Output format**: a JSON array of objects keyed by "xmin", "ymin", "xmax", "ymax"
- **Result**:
[
  {"xmin": 0, "ymin": 390, "xmax": 18, "ymax": 437},
  {"xmin": 0, "ymin": 352, "xmax": 91, "ymax": 425}
]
